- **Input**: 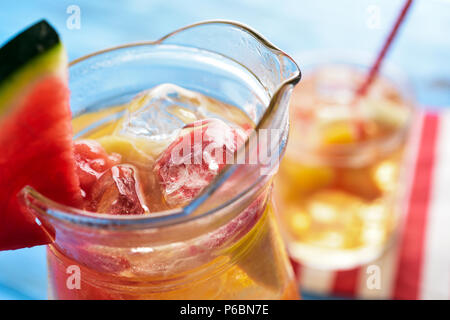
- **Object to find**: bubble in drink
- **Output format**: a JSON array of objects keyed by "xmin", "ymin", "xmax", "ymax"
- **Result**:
[
  {"xmin": 88, "ymin": 164, "xmax": 148, "ymax": 215},
  {"xmin": 153, "ymin": 118, "xmax": 246, "ymax": 208}
]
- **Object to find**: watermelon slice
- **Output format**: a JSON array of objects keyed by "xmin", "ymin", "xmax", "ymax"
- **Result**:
[{"xmin": 0, "ymin": 20, "xmax": 81, "ymax": 250}]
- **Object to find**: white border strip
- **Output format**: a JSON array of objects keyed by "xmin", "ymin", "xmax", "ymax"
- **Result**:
[{"xmin": 421, "ymin": 111, "xmax": 450, "ymax": 300}]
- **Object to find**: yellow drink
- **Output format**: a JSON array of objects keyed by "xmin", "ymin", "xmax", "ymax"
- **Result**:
[
  {"xmin": 276, "ymin": 64, "xmax": 414, "ymax": 269},
  {"xmin": 47, "ymin": 84, "xmax": 298, "ymax": 299}
]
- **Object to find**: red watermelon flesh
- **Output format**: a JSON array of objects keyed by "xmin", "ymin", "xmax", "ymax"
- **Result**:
[
  {"xmin": 74, "ymin": 139, "xmax": 121, "ymax": 196},
  {"xmin": 153, "ymin": 118, "xmax": 246, "ymax": 208},
  {"xmin": 0, "ymin": 75, "xmax": 82, "ymax": 250},
  {"xmin": 87, "ymin": 164, "xmax": 148, "ymax": 215}
]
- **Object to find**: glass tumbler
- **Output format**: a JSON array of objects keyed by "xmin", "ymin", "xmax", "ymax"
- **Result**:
[{"xmin": 276, "ymin": 52, "xmax": 415, "ymax": 270}]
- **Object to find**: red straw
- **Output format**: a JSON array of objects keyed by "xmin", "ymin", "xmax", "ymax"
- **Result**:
[{"xmin": 355, "ymin": 0, "xmax": 414, "ymax": 98}]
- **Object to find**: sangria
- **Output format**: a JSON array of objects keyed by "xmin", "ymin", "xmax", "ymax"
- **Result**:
[{"xmin": 276, "ymin": 56, "xmax": 414, "ymax": 269}]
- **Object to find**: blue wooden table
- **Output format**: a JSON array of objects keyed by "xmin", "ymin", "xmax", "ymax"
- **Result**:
[{"xmin": 0, "ymin": 0, "xmax": 449, "ymax": 299}]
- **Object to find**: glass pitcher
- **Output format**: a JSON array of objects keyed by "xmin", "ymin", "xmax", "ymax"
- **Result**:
[{"xmin": 20, "ymin": 21, "xmax": 301, "ymax": 300}]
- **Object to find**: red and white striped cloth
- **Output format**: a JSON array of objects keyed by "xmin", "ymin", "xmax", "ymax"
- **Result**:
[{"xmin": 292, "ymin": 110, "xmax": 450, "ymax": 300}]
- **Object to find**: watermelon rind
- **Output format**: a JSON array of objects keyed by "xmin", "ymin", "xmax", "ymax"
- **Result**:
[{"xmin": 0, "ymin": 20, "xmax": 66, "ymax": 117}]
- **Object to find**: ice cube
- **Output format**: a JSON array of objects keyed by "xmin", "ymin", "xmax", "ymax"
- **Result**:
[
  {"xmin": 74, "ymin": 140, "xmax": 121, "ymax": 194},
  {"xmin": 118, "ymin": 84, "xmax": 210, "ymax": 142},
  {"xmin": 364, "ymin": 99, "xmax": 409, "ymax": 128},
  {"xmin": 88, "ymin": 164, "xmax": 148, "ymax": 215},
  {"xmin": 153, "ymin": 118, "xmax": 246, "ymax": 208}
]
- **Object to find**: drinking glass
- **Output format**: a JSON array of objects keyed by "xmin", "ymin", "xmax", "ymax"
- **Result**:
[{"xmin": 275, "ymin": 51, "xmax": 415, "ymax": 269}]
